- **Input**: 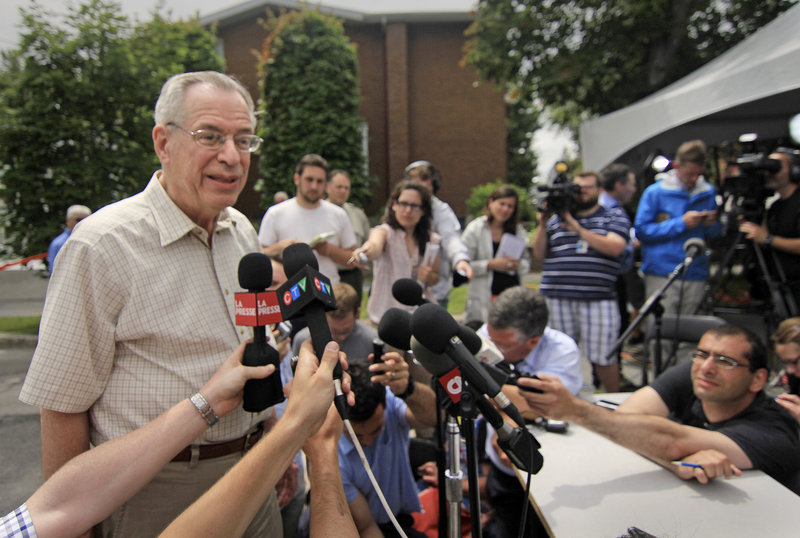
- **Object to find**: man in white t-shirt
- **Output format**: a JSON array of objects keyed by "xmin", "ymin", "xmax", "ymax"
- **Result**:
[{"xmin": 259, "ymin": 154, "xmax": 356, "ymax": 284}]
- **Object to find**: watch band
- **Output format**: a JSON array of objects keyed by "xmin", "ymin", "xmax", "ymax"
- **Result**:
[
  {"xmin": 764, "ymin": 234, "xmax": 775, "ymax": 246},
  {"xmin": 190, "ymin": 392, "xmax": 219, "ymax": 427},
  {"xmin": 396, "ymin": 374, "xmax": 415, "ymax": 400}
]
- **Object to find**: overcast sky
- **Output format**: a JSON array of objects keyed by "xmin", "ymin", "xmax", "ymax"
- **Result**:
[{"xmin": 1, "ymin": 0, "xmax": 571, "ymax": 177}]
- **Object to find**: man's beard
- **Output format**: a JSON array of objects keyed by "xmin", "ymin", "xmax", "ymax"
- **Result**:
[{"xmin": 572, "ymin": 195, "xmax": 598, "ymax": 212}]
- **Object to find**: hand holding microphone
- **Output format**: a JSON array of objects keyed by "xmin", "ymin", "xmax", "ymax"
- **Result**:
[{"xmin": 235, "ymin": 253, "xmax": 285, "ymax": 412}]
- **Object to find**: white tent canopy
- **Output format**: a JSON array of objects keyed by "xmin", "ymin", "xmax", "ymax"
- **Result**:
[{"xmin": 579, "ymin": 3, "xmax": 800, "ymax": 172}]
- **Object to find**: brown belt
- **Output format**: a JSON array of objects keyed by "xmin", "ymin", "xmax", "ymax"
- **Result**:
[{"xmin": 172, "ymin": 424, "xmax": 264, "ymax": 462}]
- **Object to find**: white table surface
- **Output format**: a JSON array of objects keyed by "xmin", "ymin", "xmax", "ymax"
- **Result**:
[{"xmin": 516, "ymin": 394, "xmax": 800, "ymax": 537}]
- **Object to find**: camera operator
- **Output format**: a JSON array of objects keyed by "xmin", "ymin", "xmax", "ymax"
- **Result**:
[
  {"xmin": 738, "ymin": 148, "xmax": 800, "ymax": 308},
  {"xmin": 533, "ymin": 171, "xmax": 632, "ymax": 392}
]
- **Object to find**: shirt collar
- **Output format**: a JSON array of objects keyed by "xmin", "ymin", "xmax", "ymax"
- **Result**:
[{"xmin": 144, "ymin": 172, "xmax": 236, "ymax": 247}]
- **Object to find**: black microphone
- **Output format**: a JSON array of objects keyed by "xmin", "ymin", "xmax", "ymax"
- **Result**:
[
  {"xmin": 410, "ymin": 336, "xmax": 463, "ymax": 403},
  {"xmin": 277, "ymin": 243, "xmax": 346, "ymax": 417},
  {"xmin": 410, "ymin": 338, "xmax": 543, "ymax": 473},
  {"xmin": 392, "ymin": 278, "xmax": 429, "ymax": 306},
  {"xmin": 237, "ymin": 253, "xmax": 284, "ymax": 412},
  {"xmin": 682, "ymin": 237, "xmax": 705, "ymax": 266},
  {"xmin": 377, "ymin": 308, "xmax": 413, "ymax": 351},
  {"xmin": 410, "ymin": 304, "xmax": 526, "ymax": 427}
]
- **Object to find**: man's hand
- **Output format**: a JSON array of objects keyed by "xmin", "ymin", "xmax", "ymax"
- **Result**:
[
  {"xmin": 283, "ymin": 340, "xmax": 353, "ymax": 435},
  {"xmin": 516, "ymin": 374, "xmax": 582, "ymax": 421},
  {"xmin": 200, "ymin": 341, "xmax": 274, "ymax": 417},
  {"xmin": 313, "ymin": 241, "xmax": 332, "ymax": 256},
  {"xmin": 455, "ymin": 259, "xmax": 474, "ymax": 281},
  {"xmin": 369, "ymin": 351, "xmax": 410, "ymax": 396},
  {"xmin": 559, "ymin": 212, "xmax": 582, "ymax": 234},
  {"xmin": 776, "ymin": 393, "xmax": 800, "ymax": 422},
  {"xmin": 417, "ymin": 461, "xmax": 439, "ymax": 487},
  {"xmin": 417, "ymin": 263, "xmax": 438, "ymax": 286},
  {"xmin": 703, "ymin": 209, "xmax": 718, "ymax": 226},
  {"xmin": 739, "ymin": 221, "xmax": 769, "ymax": 244},
  {"xmin": 672, "ymin": 449, "xmax": 742, "ymax": 484},
  {"xmin": 682, "ymin": 210, "xmax": 707, "ymax": 229},
  {"xmin": 303, "ymin": 403, "xmax": 344, "ymax": 458}
]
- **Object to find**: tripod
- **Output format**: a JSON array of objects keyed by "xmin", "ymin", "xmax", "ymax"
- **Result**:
[{"xmin": 697, "ymin": 230, "xmax": 797, "ymax": 336}]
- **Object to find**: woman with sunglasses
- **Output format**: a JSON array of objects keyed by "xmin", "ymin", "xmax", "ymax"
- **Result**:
[{"xmin": 351, "ymin": 181, "xmax": 440, "ymax": 325}]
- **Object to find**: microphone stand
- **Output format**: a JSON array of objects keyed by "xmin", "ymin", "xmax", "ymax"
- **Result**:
[
  {"xmin": 435, "ymin": 382, "xmax": 484, "ymax": 538},
  {"xmin": 606, "ymin": 255, "xmax": 698, "ymax": 385}
]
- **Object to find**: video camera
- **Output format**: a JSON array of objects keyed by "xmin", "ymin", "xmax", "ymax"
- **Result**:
[
  {"xmin": 720, "ymin": 133, "xmax": 778, "ymax": 232},
  {"xmin": 535, "ymin": 161, "xmax": 581, "ymax": 214}
]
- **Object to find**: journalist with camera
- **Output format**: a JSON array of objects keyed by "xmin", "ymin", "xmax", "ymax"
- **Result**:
[
  {"xmin": 533, "ymin": 171, "xmax": 632, "ymax": 393},
  {"xmin": 738, "ymin": 147, "xmax": 800, "ymax": 309}
]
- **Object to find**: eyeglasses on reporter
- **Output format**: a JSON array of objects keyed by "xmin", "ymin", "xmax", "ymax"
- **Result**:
[
  {"xmin": 691, "ymin": 349, "xmax": 750, "ymax": 370},
  {"xmin": 395, "ymin": 201, "xmax": 423, "ymax": 212},
  {"xmin": 167, "ymin": 122, "xmax": 262, "ymax": 152}
]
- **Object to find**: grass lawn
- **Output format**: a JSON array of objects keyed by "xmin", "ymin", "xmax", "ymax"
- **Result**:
[{"xmin": 0, "ymin": 316, "xmax": 40, "ymax": 335}]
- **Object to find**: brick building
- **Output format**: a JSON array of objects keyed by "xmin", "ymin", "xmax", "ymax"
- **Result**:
[{"xmin": 200, "ymin": 0, "xmax": 506, "ymax": 221}]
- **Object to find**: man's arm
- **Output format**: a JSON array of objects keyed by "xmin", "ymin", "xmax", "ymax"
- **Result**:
[
  {"xmin": 369, "ymin": 351, "xmax": 438, "ymax": 429},
  {"xmin": 739, "ymin": 221, "xmax": 800, "ymax": 255},
  {"xmin": 40, "ymin": 409, "xmax": 90, "ymax": 480},
  {"xmin": 262, "ymin": 239, "xmax": 297, "ymax": 258},
  {"xmin": 348, "ymin": 492, "xmax": 383, "ymax": 538},
  {"xmin": 314, "ymin": 241, "xmax": 356, "ymax": 266},
  {"xmin": 560, "ymin": 213, "xmax": 627, "ymax": 258},
  {"xmin": 162, "ymin": 340, "xmax": 352, "ymax": 537},
  {"xmin": 303, "ymin": 405, "xmax": 358, "ymax": 538},
  {"xmin": 517, "ymin": 375, "xmax": 753, "ymax": 470},
  {"xmin": 26, "ymin": 343, "xmax": 272, "ymax": 538},
  {"xmin": 532, "ymin": 212, "xmax": 549, "ymax": 260}
]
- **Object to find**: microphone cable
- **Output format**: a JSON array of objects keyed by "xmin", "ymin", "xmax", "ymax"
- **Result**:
[{"xmin": 342, "ymin": 418, "xmax": 409, "ymax": 538}]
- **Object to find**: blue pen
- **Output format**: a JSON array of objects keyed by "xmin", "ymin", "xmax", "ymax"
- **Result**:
[{"xmin": 671, "ymin": 461, "xmax": 702, "ymax": 469}]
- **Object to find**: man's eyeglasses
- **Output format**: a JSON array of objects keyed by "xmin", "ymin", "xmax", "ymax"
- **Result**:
[
  {"xmin": 780, "ymin": 355, "xmax": 800, "ymax": 368},
  {"xmin": 167, "ymin": 123, "xmax": 262, "ymax": 153},
  {"xmin": 691, "ymin": 349, "xmax": 749, "ymax": 370},
  {"xmin": 395, "ymin": 201, "xmax": 423, "ymax": 212}
]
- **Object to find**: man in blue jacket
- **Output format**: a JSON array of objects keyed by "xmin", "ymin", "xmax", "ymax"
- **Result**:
[{"xmin": 635, "ymin": 140, "xmax": 722, "ymax": 315}]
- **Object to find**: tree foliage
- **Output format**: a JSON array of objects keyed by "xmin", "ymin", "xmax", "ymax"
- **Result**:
[
  {"xmin": 465, "ymin": 180, "xmax": 534, "ymax": 224},
  {"xmin": 256, "ymin": 8, "xmax": 369, "ymax": 208},
  {"xmin": 0, "ymin": 0, "xmax": 223, "ymax": 257},
  {"xmin": 464, "ymin": 0, "xmax": 797, "ymax": 130}
]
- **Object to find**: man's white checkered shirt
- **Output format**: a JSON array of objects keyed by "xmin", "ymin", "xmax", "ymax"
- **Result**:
[{"xmin": 20, "ymin": 173, "xmax": 270, "ymax": 446}]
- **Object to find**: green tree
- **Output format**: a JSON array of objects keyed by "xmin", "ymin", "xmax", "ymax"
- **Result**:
[
  {"xmin": 256, "ymin": 8, "xmax": 369, "ymax": 208},
  {"xmin": 464, "ymin": 0, "xmax": 796, "ymax": 130},
  {"xmin": 505, "ymin": 90, "xmax": 539, "ymax": 187},
  {"xmin": 0, "ymin": 0, "xmax": 223, "ymax": 258},
  {"xmin": 465, "ymin": 180, "xmax": 534, "ymax": 224}
]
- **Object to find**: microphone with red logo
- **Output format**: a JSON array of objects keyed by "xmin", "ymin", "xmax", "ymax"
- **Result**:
[
  {"xmin": 277, "ymin": 243, "xmax": 347, "ymax": 417},
  {"xmin": 236, "ymin": 253, "xmax": 285, "ymax": 412}
]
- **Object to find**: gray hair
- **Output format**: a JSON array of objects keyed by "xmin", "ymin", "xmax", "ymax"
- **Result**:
[
  {"xmin": 154, "ymin": 71, "xmax": 256, "ymax": 128},
  {"xmin": 488, "ymin": 286, "xmax": 549, "ymax": 340}
]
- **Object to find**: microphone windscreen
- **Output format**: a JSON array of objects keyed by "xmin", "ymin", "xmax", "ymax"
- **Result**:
[
  {"xmin": 410, "ymin": 303, "xmax": 459, "ymax": 354},
  {"xmin": 238, "ymin": 252, "xmax": 273, "ymax": 290},
  {"xmin": 682, "ymin": 237, "xmax": 705, "ymax": 253},
  {"xmin": 377, "ymin": 308, "xmax": 413, "ymax": 351},
  {"xmin": 392, "ymin": 278, "xmax": 425, "ymax": 306},
  {"xmin": 283, "ymin": 242, "xmax": 319, "ymax": 274},
  {"xmin": 457, "ymin": 324, "xmax": 482, "ymax": 355}
]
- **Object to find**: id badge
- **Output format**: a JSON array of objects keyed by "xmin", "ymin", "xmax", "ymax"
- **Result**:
[{"xmin": 575, "ymin": 239, "xmax": 588, "ymax": 254}]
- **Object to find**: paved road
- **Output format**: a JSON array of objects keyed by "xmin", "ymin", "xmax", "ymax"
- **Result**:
[{"xmin": 0, "ymin": 270, "xmax": 46, "ymax": 514}]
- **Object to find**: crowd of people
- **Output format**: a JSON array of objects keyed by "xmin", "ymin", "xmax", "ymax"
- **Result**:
[{"xmin": 9, "ymin": 69, "xmax": 800, "ymax": 538}]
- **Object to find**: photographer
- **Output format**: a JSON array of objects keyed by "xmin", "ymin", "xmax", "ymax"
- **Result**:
[
  {"xmin": 533, "ymin": 171, "xmax": 631, "ymax": 392},
  {"xmin": 738, "ymin": 148, "xmax": 800, "ymax": 308}
]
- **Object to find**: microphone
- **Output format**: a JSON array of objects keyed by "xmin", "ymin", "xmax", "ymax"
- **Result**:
[
  {"xmin": 411, "ymin": 338, "xmax": 543, "ymax": 473},
  {"xmin": 682, "ymin": 237, "xmax": 705, "ymax": 266},
  {"xmin": 277, "ymin": 243, "xmax": 347, "ymax": 416},
  {"xmin": 392, "ymin": 278, "xmax": 429, "ymax": 306},
  {"xmin": 410, "ymin": 304, "xmax": 526, "ymax": 427},
  {"xmin": 377, "ymin": 308, "xmax": 413, "ymax": 351},
  {"xmin": 410, "ymin": 336, "xmax": 463, "ymax": 403},
  {"xmin": 236, "ymin": 253, "xmax": 284, "ymax": 412}
]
